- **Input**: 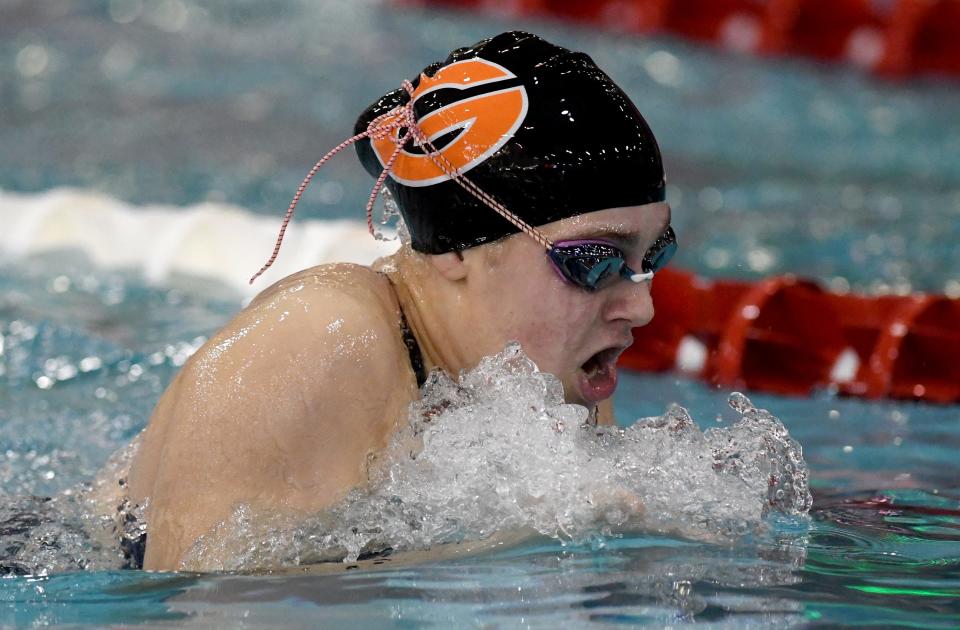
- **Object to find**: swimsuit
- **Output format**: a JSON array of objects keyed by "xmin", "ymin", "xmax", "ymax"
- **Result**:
[
  {"xmin": 398, "ymin": 304, "xmax": 427, "ymax": 387},
  {"xmin": 120, "ymin": 528, "xmax": 147, "ymax": 570}
]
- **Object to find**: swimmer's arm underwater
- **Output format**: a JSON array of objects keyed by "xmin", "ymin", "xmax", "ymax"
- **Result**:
[{"xmin": 127, "ymin": 265, "xmax": 418, "ymax": 571}]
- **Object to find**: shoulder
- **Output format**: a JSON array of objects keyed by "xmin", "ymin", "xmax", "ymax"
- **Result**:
[
  {"xmin": 248, "ymin": 262, "xmax": 396, "ymax": 322},
  {"xmin": 246, "ymin": 263, "xmax": 400, "ymax": 353},
  {"xmin": 131, "ymin": 264, "xmax": 419, "ymax": 569},
  {"xmin": 186, "ymin": 263, "xmax": 408, "ymax": 391},
  {"xmin": 137, "ymin": 262, "xmax": 417, "ymax": 506}
]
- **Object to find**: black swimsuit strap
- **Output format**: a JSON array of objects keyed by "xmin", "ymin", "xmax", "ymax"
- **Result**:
[{"xmin": 398, "ymin": 305, "xmax": 427, "ymax": 387}]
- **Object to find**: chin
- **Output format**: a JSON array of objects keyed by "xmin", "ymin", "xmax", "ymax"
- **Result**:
[{"xmin": 562, "ymin": 380, "xmax": 595, "ymax": 408}]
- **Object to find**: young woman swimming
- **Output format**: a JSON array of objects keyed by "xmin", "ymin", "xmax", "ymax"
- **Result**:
[{"xmin": 125, "ymin": 31, "xmax": 677, "ymax": 571}]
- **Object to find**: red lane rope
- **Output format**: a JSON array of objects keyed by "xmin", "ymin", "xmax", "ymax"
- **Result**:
[
  {"xmin": 624, "ymin": 268, "xmax": 960, "ymax": 404},
  {"xmin": 404, "ymin": 0, "xmax": 960, "ymax": 79}
]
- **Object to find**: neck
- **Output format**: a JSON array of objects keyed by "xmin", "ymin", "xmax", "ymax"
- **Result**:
[{"xmin": 382, "ymin": 249, "xmax": 475, "ymax": 378}]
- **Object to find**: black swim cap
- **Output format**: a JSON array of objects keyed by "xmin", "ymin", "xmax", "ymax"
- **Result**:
[{"xmin": 354, "ymin": 31, "xmax": 665, "ymax": 254}]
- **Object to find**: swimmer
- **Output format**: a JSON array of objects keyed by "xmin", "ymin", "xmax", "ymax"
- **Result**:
[{"xmin": 126, "ymin": 31, "xmax": 677, "ymax": 571}]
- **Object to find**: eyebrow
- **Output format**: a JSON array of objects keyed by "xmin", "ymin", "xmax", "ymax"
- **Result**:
[
  {"xmin": 569, "ymin": 229, "xmax": 639, "ymax": 246},
  {"xmin": 557, "ymin": 224, "xmax": 673, "ymax": 250}
]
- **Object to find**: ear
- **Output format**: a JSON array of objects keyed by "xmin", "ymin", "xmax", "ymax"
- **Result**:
[{"xmin": 428, "ymin": 251, "xmax": 468, "ymax": 281}]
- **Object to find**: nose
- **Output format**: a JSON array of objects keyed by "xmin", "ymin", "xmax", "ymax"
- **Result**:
[{"xmin": 603, "ymin": 277, "xmax": 655, "ymax": 328}]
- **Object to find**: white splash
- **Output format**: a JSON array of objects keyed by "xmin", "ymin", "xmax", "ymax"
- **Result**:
[{"xmin": 182, "ymin": 343, "xmax": 812, "ymax": 571}]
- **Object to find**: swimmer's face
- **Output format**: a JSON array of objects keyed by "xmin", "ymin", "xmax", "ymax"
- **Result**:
[{"xmin": 463, "ymin": 202, "xmax": 672, "ymax": 408}]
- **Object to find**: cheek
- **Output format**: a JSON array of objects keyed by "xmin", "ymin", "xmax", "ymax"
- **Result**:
[
  {"xmin": 476, "ymin": 244, "xmax": 596, "ymax": 368},
  {"xmin": 504, "ymin": 286, "xmax": 596, "ymax": 369}
]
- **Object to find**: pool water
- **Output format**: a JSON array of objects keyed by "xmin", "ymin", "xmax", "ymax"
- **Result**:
[{"xmin": 2, "ymin": 0, "xmax": 960, "ymax": 627}]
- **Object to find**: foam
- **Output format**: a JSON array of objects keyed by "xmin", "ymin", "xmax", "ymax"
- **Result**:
[{"xmin": 180, "ymin": 344, "xmax": 812, "ymax": 571}]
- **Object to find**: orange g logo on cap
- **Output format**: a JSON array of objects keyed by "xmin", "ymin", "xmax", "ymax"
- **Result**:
[{"xmin": 371, "ymin": 58, "xmax": 529, "ymax": 188}]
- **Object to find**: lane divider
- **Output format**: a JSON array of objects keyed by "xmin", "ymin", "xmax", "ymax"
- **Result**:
[
  {"xmin": 622, "ymin": 268, "xmax": 960, "ymax": 403},
  {"xmin": 406, "ymin": 0, "xmax": 960, "ymax": 79}
]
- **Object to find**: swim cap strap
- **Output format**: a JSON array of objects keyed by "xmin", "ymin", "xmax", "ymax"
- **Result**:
[
  {"xmin": 248, "ymin": 108, "xmax": 405, "ymax": 284},
  {"xmin": 251, "ymin": 80, "xmax": 557, "ymax": 284}
]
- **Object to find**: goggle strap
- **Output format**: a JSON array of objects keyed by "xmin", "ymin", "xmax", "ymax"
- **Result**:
[{"xmin": 401, "ymin": 82, "xmax": 553, "ymax": 252}]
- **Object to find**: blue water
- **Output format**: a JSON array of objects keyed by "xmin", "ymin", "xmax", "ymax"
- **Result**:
[{"xmin": 2, "ymin": 0, "xmax": 960, "ymax": 627}]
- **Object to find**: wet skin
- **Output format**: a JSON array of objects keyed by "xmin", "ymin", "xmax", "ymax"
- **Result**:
[{"xmin": 126, "ymin": 202, "xmax": 671, "ymax": 571}]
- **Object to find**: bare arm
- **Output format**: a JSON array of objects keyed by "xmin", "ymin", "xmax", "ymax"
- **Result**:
[{"xmin": 129, "ymin": 267, "xmax": 417, "ymax": 570}]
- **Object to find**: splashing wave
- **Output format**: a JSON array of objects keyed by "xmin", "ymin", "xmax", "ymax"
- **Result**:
[{"xmin": 183, "ymin": 343, "xmax": 812, "ymax": 571}]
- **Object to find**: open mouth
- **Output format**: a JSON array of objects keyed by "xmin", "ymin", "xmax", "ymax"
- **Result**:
[
  {"xmin": 577, "ymin": 347, "xmax": 623, "ymax": 404},
  {"xmin": 582, "ymin": 347, "xmax": 620, "ymax": 377}
]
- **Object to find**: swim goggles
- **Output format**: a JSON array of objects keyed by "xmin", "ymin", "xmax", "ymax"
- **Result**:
[
  {"xmin": 548, "ymin": 227, "xmax": 677, "ymax": 292},
  {"xmin": 251, "ymin": 79, "xmax": 677, "ymax": 292}
]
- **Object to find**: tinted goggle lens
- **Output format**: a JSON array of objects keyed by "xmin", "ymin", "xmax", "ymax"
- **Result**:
[
  {"xmin": 641, "ymin": 226, "xmax": 677, "ymax": 274},
  {"xmin": 548, "ymin": 227, "xmax": 677, "ymax": 291},
  {"xmin": 548, "ymin": 242, "xmax": 633, "ymax": 291}
]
